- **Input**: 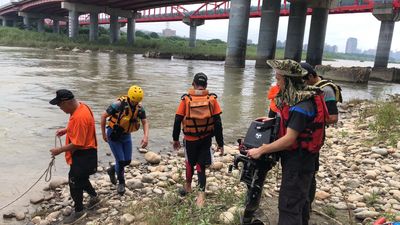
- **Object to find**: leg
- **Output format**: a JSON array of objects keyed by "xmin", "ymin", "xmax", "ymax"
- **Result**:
[
  {"xmin": 195, "ymin": 137, "xmax": 212, "ymax": 207},
  {"xmin": 195, "ymin": 163, "xmax": 206, "ymax": 207},
  {"xmin": 278, "ymin": 168, "xmax": 313, "ymax": 225},
  {"xmin": 106, "ymin": 128, "xmax": 125, "ymax": 184},
  {"xmin": 118, "ymin": 133, "xmax": 132, "ymax": 184},
  {"xmin": 309, "ymin": 154, "xmax": 320, "ymax": 208},
  {"xmin": 184, "ymin": 140, "xmax": 198, "ymax": 193},
  {"xmin": 185, "ymin": 160, "xmax": 194, "ymax": 192},
  {"xmin": 82, "ymin": 178, "xmax": 97, "ymax": 197},
  {"xmin": 68, "ymin": 170, "xmax": 85, "ymax": 212}
]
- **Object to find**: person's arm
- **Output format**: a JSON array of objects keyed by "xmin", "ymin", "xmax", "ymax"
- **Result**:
[
  {"xmin": 50, "ymin": 143, "xmax": 82, "ymax": 157},
  {"xmin": 100, "ymin": 111, "xmax": 110, "ymax": 142},
  {"xmin": 172, "ymin": 115, "xmax": 183, "ymax": 150},
  {"xmin": 55, "ymin": 128, "xmax": 67, "ymax": 137},
  {"xmin": 213, "ymin": 114, "xmax": 224, "ymax": 155},
  {"xmin": 140, "ymin": 118, "xmax": 149, "ymax": 148},
  {"xmin": 325, "ymin": 101, "xmax": 338, "ymax": 124},
  {"xmin": 247, "ymin": 128, "xmax": 299, "ymax": 159},
  {"xmin": 323, "ymin": 86, "xmax": 339, "ymax": 124}
]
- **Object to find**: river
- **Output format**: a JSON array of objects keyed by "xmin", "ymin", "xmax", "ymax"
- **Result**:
[{"xmin": 0, "ymin": 46, "xmax": 399, "ymax": 223}]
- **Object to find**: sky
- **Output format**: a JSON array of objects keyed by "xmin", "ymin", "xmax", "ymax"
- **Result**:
[{"xmin": 1, "ymin": 0, "xmax": 399, "ymax": 52}]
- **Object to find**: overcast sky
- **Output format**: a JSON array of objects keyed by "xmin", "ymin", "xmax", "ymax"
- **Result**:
[
  {"xmin": 1, "ymin": 0, "xmax": 399, "ymax": 52},
  {"xmin": 136, "ymin": 12, "xmax": 400, "ymax": 53}
]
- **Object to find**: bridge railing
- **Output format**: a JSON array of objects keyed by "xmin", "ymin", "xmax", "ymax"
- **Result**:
[{"xmin": 74, "ymin": 0, "xmax": 400, "ymax": 25}]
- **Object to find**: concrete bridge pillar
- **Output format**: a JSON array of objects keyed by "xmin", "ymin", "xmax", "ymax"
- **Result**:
[
  {"xmin": 53, "ymin": 20, "xmax": 60, "ymax": 33},
  {"xmin": 23, "ymin": 16, "xmax": 31, "ymax": 30},
  {"xmin": 373, "ymin": 3, "xmax": 400, "ymax": 68},
  {"xmin": 225, "ymin": 0, "xmax": 251, "ymax": 68},
  {"xmin": 127, "ymin": 17, "xmax": 135, "ymax": 45},
  {"xmin": 183, "ymin": 18, "xmax": 205, "ymax": 47},
  {"xmin": 306, "ymin": 0, "xmax": 337, "ymax": 66},
  {"xmin": 109, "ymin": 15, "xmax": 120, "ymax": 44},
  {"xmin": 306, "ymin": 8, "xmax": 329, "ymax": 66},
  {"xmin": 68, "ymin": 10, "xmax": 79, "ymax": 38},
  {"xmin": 37, "ymin": 19, "xmax": 45, "ymax": 32},
  {"xmin": 284, "ymin": 0, "xmax": 307, "ymax": 62},
  {"xmin": 1, "ymin": 17, "xmax": 7, "ymax": 26},
  {"xmin": 255, "ymin": 0, "xmax": 281, "ymax": 68},
  {"xmin": 89, "ymin": 13, "xmax": 99, "ymax": 42}
]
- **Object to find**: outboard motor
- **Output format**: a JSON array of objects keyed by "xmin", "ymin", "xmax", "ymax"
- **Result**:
[{"xmin": 229, "ymin": 117, "xmax": 280, "ymax": 225}]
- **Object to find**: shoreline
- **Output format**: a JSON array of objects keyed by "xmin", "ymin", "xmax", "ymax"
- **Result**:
[{"xmin": 3, "ymin": 98, "xmax": 400, "ymax": 225}]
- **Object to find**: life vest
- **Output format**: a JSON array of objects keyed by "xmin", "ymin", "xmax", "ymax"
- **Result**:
[
  {"xmin": 267, "ymin": 85, "xmax": 280, "ymax": 113},
  {"xmin": 181, "ymin": 89, "xmax": 216, "ymax": 137},
  {"xmin": 315, "ymin": 79, "xmax": 343, "ymax": 103},
  {"xmin": 107, "ymin": 96, "xmax": 140, "ymax": 133},
  {"xmin": 277, "ymin": 94, "xmax": 328, "ymax": 153}
]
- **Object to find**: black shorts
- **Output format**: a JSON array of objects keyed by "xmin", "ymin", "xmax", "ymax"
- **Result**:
[{"xmin": 184, "ymin": 136, "xmax": 213, "ymax": 166}]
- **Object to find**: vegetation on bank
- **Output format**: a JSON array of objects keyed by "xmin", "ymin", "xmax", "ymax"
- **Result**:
[
  {"xmin": 357, "ymin": 95, "xmax": 400, "ymax": 146},
  {"xmin": 127, "ymin": 187, "xmax": 243, "ymax": 225},
  {"xmin": 2, "ymin": 26, "xmax": 397, "ymax": 63}
]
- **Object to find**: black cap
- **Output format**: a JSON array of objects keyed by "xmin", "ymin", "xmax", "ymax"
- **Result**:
[
  {"xmin": 193, "ymin": 72, "xmax": 208, "ymax": 87},
  {"xmin": 300, "ymin": 62, "xmax": 317, "ymax": 76},
  {"xmin": 49, "ymin": 89, "xmax": 74, "ymax": 105}
]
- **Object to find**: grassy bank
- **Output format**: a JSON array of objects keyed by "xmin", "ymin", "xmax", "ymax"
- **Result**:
[
  {"xmin": 1, "ymin": 26, "xmax": 399, "ymax": 63},
  {"xmin": 0, "ymin": 27, "xmax": 303, "ymax": 60},
  {"xmin": 357, "ymin": 95, "xmax": 400, "ymax": 146}
]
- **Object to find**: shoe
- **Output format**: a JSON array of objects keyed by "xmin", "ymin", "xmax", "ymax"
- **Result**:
[
  {"xmin": 63, "ymin": 211, "xmax": 87, "ymax": 225},
  {"xmin": 117, "ymin": 183, "xmax": 125, "ymax": 195},
  {"xmin": 86, "ymin": 196, "xmax": 101, "ymax": 210},
  {"xmin": 107, "ymin": 166, "xmax": 117, "ymax": 185}
]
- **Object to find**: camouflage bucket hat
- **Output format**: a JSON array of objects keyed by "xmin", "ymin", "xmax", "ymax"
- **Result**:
[{"xmin": 267, "ymin": 59, "xmax": 308, "ymax": 77}]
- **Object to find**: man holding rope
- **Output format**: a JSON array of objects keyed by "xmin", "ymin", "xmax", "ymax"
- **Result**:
[{"xmin": 49, "ymin": 89, "xmax": 99, "ymax": 224}]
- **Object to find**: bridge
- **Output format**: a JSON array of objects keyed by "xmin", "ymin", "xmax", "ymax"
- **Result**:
[{"xmin": 0, "ymin": 0, "xmax": 399, "ymax": 77}]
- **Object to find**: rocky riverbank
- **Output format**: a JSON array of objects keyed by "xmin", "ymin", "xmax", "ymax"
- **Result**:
[{"xmin": 3, "ymin": 98, "xmax": 400, "ymax": 225}]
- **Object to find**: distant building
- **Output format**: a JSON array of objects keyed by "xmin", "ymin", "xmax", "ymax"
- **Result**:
[
  {"xmin": 162, "ymin": 28, "xmax": 176, "ymax": 37},
  {"xmin": 363, "ymin": 49, "xmax": 376, "ymax": 56},
  {"xmin": 324, "ymin": 44, "xmax": 338, "ymax": 53},
  {"xmin": 345, "ymin": 37, "xmax": 358, "ymax": 54}
]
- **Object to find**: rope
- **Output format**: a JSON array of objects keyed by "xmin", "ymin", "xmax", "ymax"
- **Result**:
[{"xmin": 0, "ymin": 136, "xmax": 60, "ymax": 211}]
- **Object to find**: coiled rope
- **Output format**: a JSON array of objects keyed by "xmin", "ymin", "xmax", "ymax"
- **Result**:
[{"xmin": 0, "ymin": 136, "xmax": 60, "ymax": 211}]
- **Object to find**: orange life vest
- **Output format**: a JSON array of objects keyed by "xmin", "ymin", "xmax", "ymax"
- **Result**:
[
  {"xmin": 107, "ymin": 96, "xmax": 140, "ymax": 133},
  {"xmin": 267, "ymin": 85, "xmax": 280, "ymax": 113},
  {"xmin": 181, "ymin": 89, "xmax": 216, "ymax": 137},
  {"xmin": 277, "ymin": 94, "xmax": 328, "ymax": 153}
]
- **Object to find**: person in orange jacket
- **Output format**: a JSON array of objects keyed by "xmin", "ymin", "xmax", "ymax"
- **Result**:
[{"xmin": 267, "ymin": 84, "xmax": 280, "ymax": 118}]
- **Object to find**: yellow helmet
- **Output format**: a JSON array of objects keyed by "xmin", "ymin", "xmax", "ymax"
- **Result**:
[{"xmin": 127, "ymin": 85, "xmax": 144, "ymax": 102}]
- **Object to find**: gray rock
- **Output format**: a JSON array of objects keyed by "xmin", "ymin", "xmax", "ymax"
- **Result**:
[
  {"xmin": 354, "ymin": 210, "xmax": 380, "ymax": 219},
  {"xmin": 333, "ymin": 202, "xmax": 348, "ymax": 210},
  {"xmin": 120, "ymin": 213, "xmax": 135, "ymax": 225},
  {"xmin": 30, "ymin": 194, "xmax": 45, "ymax": 204},
  {"xmin": 141, "ymin": 174, "xmax": 154, "ymax": 184},
  {"xmin": 127, "ymin": 179, "xmax": 144, "ymax": 189},
  {"xmin": 371, "ymin": 147, "xmax": 388, "ymax": 156},
  {"xmin": 49, "ymin": 177, "xmax": 68, "ymax": 190},
  {"xmin": 361, "ymin": 159, "xmax": 376, "ymax": 164},
  {"xmin": 219, "ymin": 211, "xmax": 234, "ymax": 224},
  {"xmin": 46, "ymin": 211, "xmax": 61, "ymax": 221},
  {"xmin": 144, "ymin": 152, "xmax": 161, "ymax": 164},
  {"xmin": 31, "ymin": 216, "xmax": 42, "ymax": 224},
  {"xmin": 15, "ymin": 212, "xmax": 25, "ymax": 220}
]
